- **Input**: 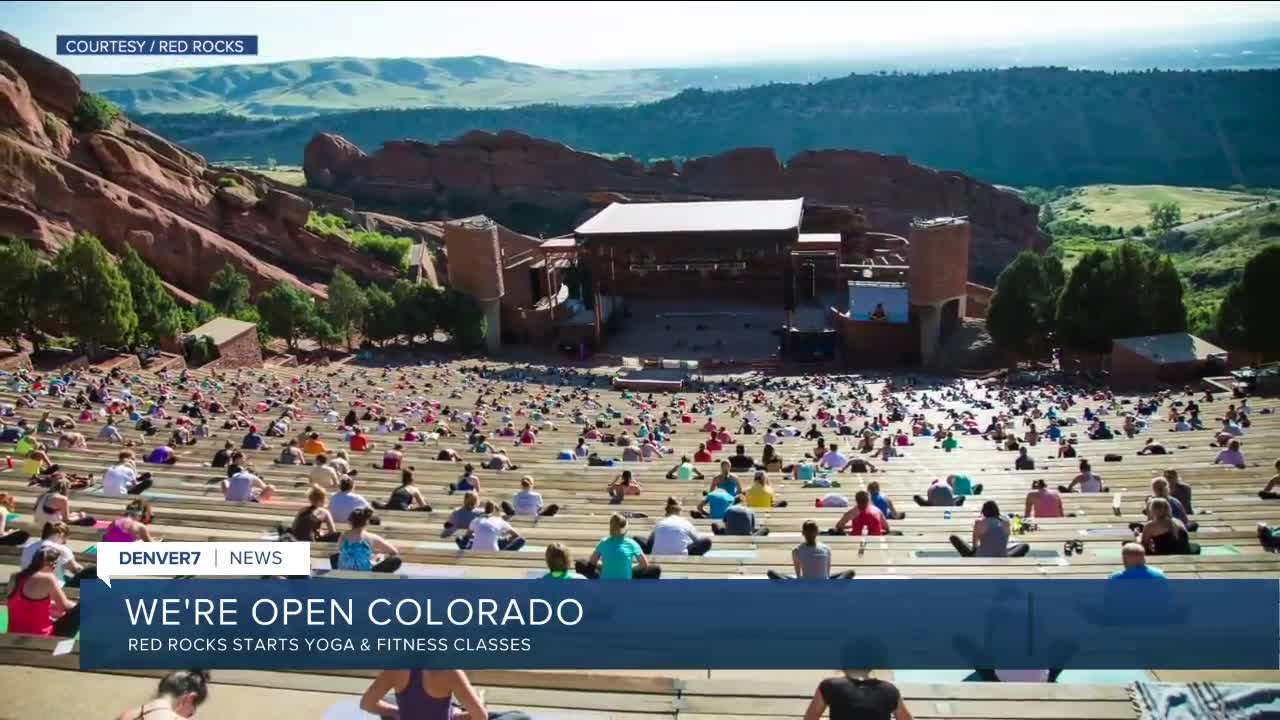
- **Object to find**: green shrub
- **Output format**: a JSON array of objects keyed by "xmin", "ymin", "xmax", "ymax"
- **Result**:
[
  {"xmin": 184, "ymin": 335, "xmax": 220, "ymax": 367},
  {"xmin": 352, "ymin": 231, "xmax": 412, "ymax": 270},
  {"xmin": 305, "ymin": 212, "xmax": 411, "ymax": 270},
  {"xmin": 216, "ymin": 176, "xmax": 242, "ymax": 188},
  {"xmin": 71, "ymin": 93, "xmax": 120, "ymax": 132}
]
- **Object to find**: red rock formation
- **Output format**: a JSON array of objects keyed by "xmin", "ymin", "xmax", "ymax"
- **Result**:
[
  {"xmin": 305, "ymin": 130, "xmax": 1049, "ymax": 279},
  {"xmin": 0, "ymin": 37, "xmax": 413, "ymax": 303}
]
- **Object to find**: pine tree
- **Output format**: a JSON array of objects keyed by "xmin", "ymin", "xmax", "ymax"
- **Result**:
[{"xmin": 53, "ymin": 233, "xmax": 138, "ymax": 355}]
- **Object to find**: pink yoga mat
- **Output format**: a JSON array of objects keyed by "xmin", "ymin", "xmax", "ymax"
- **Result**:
[{"xmin": 94, "ymin": 520, "xmax": 111, "ymax": 529}]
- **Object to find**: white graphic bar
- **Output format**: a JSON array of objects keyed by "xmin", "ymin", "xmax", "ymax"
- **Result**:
[{"xmin": 97, "ymin": 542, "xmax": 311, "ymax": 587}]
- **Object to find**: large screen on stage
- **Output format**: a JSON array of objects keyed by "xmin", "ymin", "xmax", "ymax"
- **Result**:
[{"xmin": 849, "ymin": 283, "xmax": 909, "ymax": 323}]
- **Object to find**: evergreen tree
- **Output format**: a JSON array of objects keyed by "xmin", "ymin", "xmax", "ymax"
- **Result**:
[
  {"xmin": 207, "ymin": 264, "xmax": 252, "ymax": 316},
  {"xmin": 326, "ymin": 268, "xmax": 368, "ymax": 349},
  {"xmin": 53, "ymin": 233, "xmax": 138, "ymax": 355},
  {"xmin": 362, "ymin": 285, "xmax": 400, "ymax": 346},
  {"xmin": 986, "ymin": 251, "xmax": 1062, "ymax": 360},
  {"xmin": 0, "ymin": 237, "xmax": 55, "ymax": 352},
  {"xmin": 1055, "ymin": 249, "xmax": 1114, "ymax": 354},
  {"xmin": 120, "ymin": 247, "xmax": 185, "ymax": 345},
  {"xmin": 1218, "ymin": 245, "xmax": 1280, "ymax": 352},
  {"xmin": 442, "ymin": 289, "xmax": 487, "ymax": 352},
  {"xmin": 392, "ymin": 279, "xmax": 441, "ymax": 344},
  {"xmin": 256, "ymin": 282, "xmax": 316, "ymax": 350}
]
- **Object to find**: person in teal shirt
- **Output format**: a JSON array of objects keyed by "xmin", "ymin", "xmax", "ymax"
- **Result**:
[
  {"xmin": 948, "ymin": 474, "xmax": 983, "ymax": 496},
  {"xmin": 694, "ymin": 488, "xmax": 736, "ymax": 520},
  {"xmin": 574, "ymin": 514, "xmax": 660, "ymax": 579}
]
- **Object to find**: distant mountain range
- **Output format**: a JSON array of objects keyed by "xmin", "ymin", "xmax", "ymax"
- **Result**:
[
  {"xmin": 84, "ymin": 34, "xmax": 1280, "ymax": 117},
  {"xmin": 136, "ymin": 66, "xmax": 1280, "ymax": 189}
]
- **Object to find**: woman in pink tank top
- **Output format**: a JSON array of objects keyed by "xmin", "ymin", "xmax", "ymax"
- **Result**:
[
  {"xmin": 7, "ymin": 546, "xmax": 79, "ymax": 637},
  {"xmin": 103, "ymin": 499, "xmax": 156, "ymax": 543}
]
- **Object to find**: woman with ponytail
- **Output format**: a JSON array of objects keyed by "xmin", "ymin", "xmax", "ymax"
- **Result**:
[{"xmin": 116, "ymin": 669, "xmax": 211, "ymax": 719}]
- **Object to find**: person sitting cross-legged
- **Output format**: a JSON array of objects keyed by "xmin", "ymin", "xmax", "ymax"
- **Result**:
[
  {"xmin": 828, "ymin": 490, "xmax": 898, "ymax": 536},
  {"xmin": 371, "ymin": 469, "xmax": 432, "ymax": 513},
  {"xmin": 501, "ymin": 475, "xmax": 560, "ymax": 518},
  {"xmin": 575, "ymin": 513, "xmax": 660, "ymax": 580},
  {"xmin": 331, "ymin": 507, "xmax": 402, "ymax": 573},
  {"xmin": 949, "ymin": 500, "xmax": 1030, "ymax": 558},
  {"xmin": 639, "ymin": 497, "xmax": 712, "ymax": 557},
  {"xmin": 767, "ymin": 520, "xmax": 856, "ymax": 580}
]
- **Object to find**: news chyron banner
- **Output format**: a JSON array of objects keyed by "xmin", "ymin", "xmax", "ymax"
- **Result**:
[{"xmin": 79, "ymin": 548, "xmax": 1280, "ymax": 670}]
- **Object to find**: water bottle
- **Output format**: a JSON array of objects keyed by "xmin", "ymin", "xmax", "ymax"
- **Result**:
[
  {"xmin": 1012, "ymin": 514, "xmax": 1023, "ymax": 535},
  {"xmin": 943, "ymin": 509, "xmax": 952, "ymax": 521}
]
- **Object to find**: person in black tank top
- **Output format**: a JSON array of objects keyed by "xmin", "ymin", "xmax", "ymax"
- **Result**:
[{"xmin": 804, "ymin": 670, "xmax": 912, "ymax": 720}]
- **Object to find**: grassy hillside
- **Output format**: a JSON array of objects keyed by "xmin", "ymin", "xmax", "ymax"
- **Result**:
[
  {"xmin": 82, "ymin": 56, "xmax": 838, "ymax": 117},
  {"xmin": 135, "ymin": 67, "xmax": 1280, "ymax": 188},
  {"xmin": 1050, "ymin": 185, "xmax": 1265, "ymax": 230},
  {"xmin": 1049, "ymin": 201, "xmax": 1280, "ymax": 336}
]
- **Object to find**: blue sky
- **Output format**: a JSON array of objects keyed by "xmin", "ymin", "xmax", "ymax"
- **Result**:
[{"xmin": 5, "ymin": 1, "xmax": 1280, "ymax": 74}]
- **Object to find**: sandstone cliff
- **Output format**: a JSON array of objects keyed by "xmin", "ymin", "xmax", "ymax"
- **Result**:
[
  {"xmin": 0, "ymin": 36, "xmax": 436, "ymax": 301},
  {"xmin": 304, "ymin": 130, "xmax": 1049, "ymax": 281}
]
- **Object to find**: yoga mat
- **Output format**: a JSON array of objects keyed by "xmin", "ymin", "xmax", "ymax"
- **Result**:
[
  {"xmin": 0, "ymin": 606, "xmax": 7, "ymax": 633},
  {"xmin": 913, "ymin": 548, "xmax": 1061, "ymax": 559},
  {"xmin": 1095, "ymin": 545, "xmax": 1240, "ymax": 559},
  {"xmin": 5, "ymin": 512, "xmax": 18, "ymax": 524},
  {"xmin": 416, "ymin": 541, "xmax": 466, "ymax": 551},
  {"xmin": 1080, "ymin": 528, "xmax": 1138, "ymax": 538},
  {"xmin": 399, "ymin": 565, "xmax": 467, "ymax": 579},
  {"xmin": 893, "ymin": 668, "xmax": 1150, "ymax": 685},
  {"xmin": 84, "ymin": 545, "xmax": 96, "ymax": 556},
  {"xmin": 700, "ymin": 549, "xmax": 759, "ymax": 560},
  {"xmin": 93, "ymin": 520, "xmax": 111, "ymax": 530}
]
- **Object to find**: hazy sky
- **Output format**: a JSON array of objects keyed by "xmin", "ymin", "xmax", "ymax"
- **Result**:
[{"xmin": 6, "ymin": 0, "xmax": 1280, "ymax": 74}]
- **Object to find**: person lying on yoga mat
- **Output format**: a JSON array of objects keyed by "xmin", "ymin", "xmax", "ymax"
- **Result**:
[
  {"xmin": 116, "ymin": 669, "xmax": 211, "ymax": 720},
  {"xmin": 575, "ymin": 513, "xmax": 660, "ymax": 580},
  {"xmin": 641, "ymin": 497, "xmax": 712, "ymax": 557},
  {"xmin": 360, "ymin": 669, "xmax": 531, "ymax": 720},
  {"xmin": 949, "ymin": 501, "xmax": 1030, "ymax": 558},
  {"xmin": 32, "ymin": 478, "xmax": 95, "ymax": 527},
  {"xmin": 768, "ymin": 519, "xmax": 858, "ymax": 582},
  {"xmin": 1139, "ymin": 498, "xmax": 1198, "ymax": 556},
  {"xmin": 372, "ymin": 469, "xmax": 432, "ymax": 513},
  {"xmin": 6, "ymin": 546, "xmax": 80, "ymax": 638},
  {"xmin": 333, "ymin": 507, "xmax": 402, "ymax": 573}
]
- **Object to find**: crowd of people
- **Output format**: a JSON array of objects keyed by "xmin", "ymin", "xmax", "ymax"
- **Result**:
[{"xmin": 0, "ymin": 357, "xmax": 1275, "ymax": 715}]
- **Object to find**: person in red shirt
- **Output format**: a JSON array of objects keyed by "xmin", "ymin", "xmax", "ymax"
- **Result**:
[
  {"xmin": 833, "ymin": 490, "xmax": 889, "ymax": 536},
  {"xmin": 706, "ymin": 432, "xmax": 723, "ymax": 452},
  {"xmin": 693, "ymin": 443, "xmax": 714, "ymax": 464},
  {"xmin": 350, "ymin": 428, "xmax": 372, "ymax": 452}
]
